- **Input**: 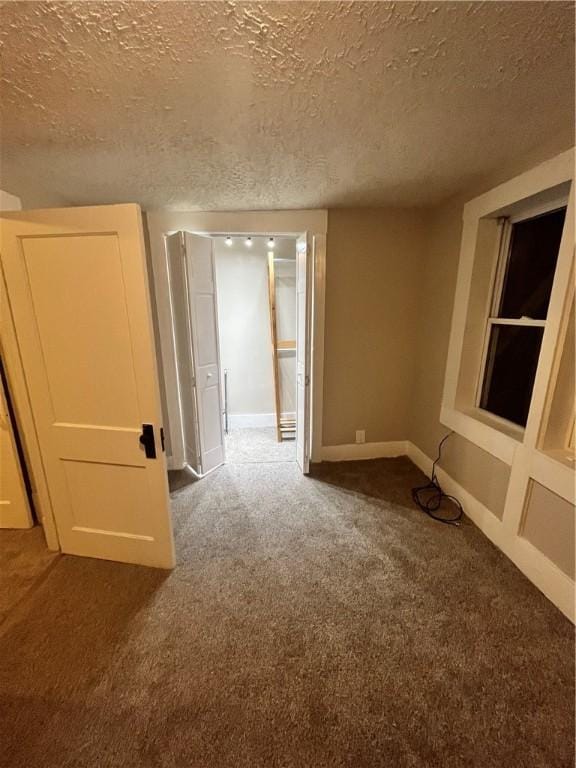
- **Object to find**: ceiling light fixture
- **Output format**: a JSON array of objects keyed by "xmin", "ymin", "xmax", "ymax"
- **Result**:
[
  {"xmin": 245, "ymin": 237, "xmax": 253, "ymax": 247},
  {"xmin": 225, "ymin": 236, "xmax": 232, "ymax": 246}
]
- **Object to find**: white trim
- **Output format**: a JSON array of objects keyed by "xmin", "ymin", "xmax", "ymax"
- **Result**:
[
  {"xmin": 227, "ymin": 412, "xmax": 295, "ymax": 430},
  {"xmin": 475, "ymin": 197, "xmax": 568, "ymax": 420},
  {"xmin": 444, "ymin": 148, "xmax": 574, "ymax": 432},
  {"xmin": 440, "ymin": 405, "xmax": 519, "ymax": 465},
  {"xmin": 320, "ymin": 440, "xmax": 408, "ymax": 462},
  {"xmin": 442, "ymin": 216, "xmax": 480, "ymax": 408},
  {"xmin": 486, "ymin": 318, "xmax": 546, "ymax": 327},
  {"xmin": 463, "ymin": 149, "xmax": 574, "ymax": 222},
  {"xmin": 145, "ymin": 210, "xmax": 327, "ymax": 471},
  {"xmin": 311, "ymin": 234, "xmax": 326, "ymax": 464},
  {"xmin": 406, "ymin": 442, "xmax": 575, "ymax": 623},
  {"xmin": 530, "ymin": 450, "xmax": 575, "ymax": 505}
]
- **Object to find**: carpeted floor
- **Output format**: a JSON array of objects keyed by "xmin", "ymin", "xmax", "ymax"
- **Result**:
[
  {"xmin": 0, "ymin": 526, "xmax": 59, "ymax": 626},
  {"xmin": 224, "ymin": 426, "xmax": 296, "ymax": 464},
  {"xmin": 0, "ymin": 457, "xmax": 573, "ymax": 767}
]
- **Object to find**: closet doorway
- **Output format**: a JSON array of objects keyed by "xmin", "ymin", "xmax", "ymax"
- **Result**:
[
  {"xmin": 216, "ymin": 235, "xmax": 297, "ymax": 464},
  {"xmin": 164, "ymin": 231, "xmax": 309, "ymax": 478}
]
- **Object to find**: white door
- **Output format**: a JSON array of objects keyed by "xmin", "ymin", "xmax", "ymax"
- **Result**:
[
  {"xmin": 166, "ymin": 232, "xmax": 200, "ymax": 472},
  {"xmin": 184, "ymin": 233, "xmax": 225, "ymax": 475},
  {"xmin": 296, "ymin": 234, "xmax": 311, "ymax": 473},
  {"xmin": 0, "ymin": 365, "xmax": 33, "ymax": 528},
  {"xmin": 166, "ymin": 232, "xmax": 224, "ymax": 477},
  {"xmin": 0, "ymin": 205, "xmax": 175, "ymax": 568}
]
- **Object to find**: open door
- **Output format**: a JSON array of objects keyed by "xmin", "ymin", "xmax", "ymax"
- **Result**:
[
  {"xmin": 0, "ymin": 205, "xmax": 175, "ymax": 568},
  {"xmin": 166, "ymin": 232, "xmax": 224, "ymax": 477},
  {"xmin": 166, "ymin": 232, "xmax": 200, "ymax": 472},
  {"xmin": 296, "ymin": 234, "xmax": 312, "ymax": 473}
]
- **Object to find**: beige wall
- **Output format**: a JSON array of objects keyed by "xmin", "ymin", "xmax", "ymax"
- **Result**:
[
  {"xmin": 322, "ymin": 209, "xmax": 425, "ymax": 446},
  {"xmin": 406, "ymin": 198, "xmax": 512, "ymax": 513}
]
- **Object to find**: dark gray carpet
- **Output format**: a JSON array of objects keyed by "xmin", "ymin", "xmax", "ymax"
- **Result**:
[
  {"xmin": 224, "ymin": 427, "xmax": 296, "ymax": 464},
  {"xmin": 0, "ymin": 458, "xmax": 573, "ymax": 767},
  {"xmin": 0, "ymin": 525, "xmax": 58, "ymax": 626}
]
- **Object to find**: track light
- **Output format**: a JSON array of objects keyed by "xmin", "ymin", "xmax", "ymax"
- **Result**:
[
  {"xmin": 225, "ymin": 236, "xmax": 232, "ymax": 246},
  {"xmin": 245, "ymin": 236, "xmax": 253, "ymax": 247},
  {"xmin": 268, "ymin": 237, "xmax": 275, "ymax": 248}
]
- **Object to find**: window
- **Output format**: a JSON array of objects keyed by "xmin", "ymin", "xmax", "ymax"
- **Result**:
[{"xmin": 478, "ymin": 206, "xmax": 567, "ymax": 427}]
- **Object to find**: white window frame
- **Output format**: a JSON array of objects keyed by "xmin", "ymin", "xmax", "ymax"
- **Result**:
[
  {"xmin": 475, "ymin": 200, "xmax": 568, "ymax": 425},
  {"xmin": 442, "ymin": 149, "xmax": 574, "ymax": 465}
]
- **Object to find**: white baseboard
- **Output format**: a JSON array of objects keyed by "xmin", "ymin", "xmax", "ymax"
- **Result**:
[
  {"xmin": 320, "ymin": 440, "xmax": 409, "ymax": 462},
  {"xmin": 406, "ymin": 441, "xmax": 575, "ymax": 623},
  {"xmin": 228, "ymin": 412, "xmax": 295, "ymax": 429}
]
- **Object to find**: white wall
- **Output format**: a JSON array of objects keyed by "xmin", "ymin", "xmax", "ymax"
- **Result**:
[{"xmin": 214, "ymin": 236, "xmax": 296, "ymax": 424}]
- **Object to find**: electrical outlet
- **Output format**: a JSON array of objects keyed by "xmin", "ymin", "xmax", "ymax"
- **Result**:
[{"xmin": 355, "ymin": 429, "xmax": 366, "ymax": 444}]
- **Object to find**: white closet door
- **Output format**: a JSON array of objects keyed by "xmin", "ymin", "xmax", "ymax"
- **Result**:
[
  {"xmin": 184, "ymin": 233, "xmax": 225, "ymax": 475},
  {"xmin": 0, "ymin": 205, "xmax": 175, "ymax": 568},
  {"xmin": 296, "ymin": 234, "xmax": 311, "ymax": 474},
  {"xmin": 0, "ymin": 368, "xmax": 33, "ymax": 528},
  {"xmin": 166, "ymin": 233, "xmax": 200, "ymax": 473}
]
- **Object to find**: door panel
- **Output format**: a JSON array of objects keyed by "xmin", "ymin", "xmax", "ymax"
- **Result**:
[
  {"xmin": 296, "ymin": 234, "xmax": 311, "ymax": 473},
  {"xmin": 184, "ymin": 233, "xmax": 225, "ymax": 476},
  {"xmin": 0, "ymin": 205, "xmax": 175, "ymax": 567},
  {"xmin": 196, "ymin": 294, "xmax": 218, "ymax": 366},
  {"xmin": 22, "ymin": 235, "xmax": 140, "ymax": 426}
]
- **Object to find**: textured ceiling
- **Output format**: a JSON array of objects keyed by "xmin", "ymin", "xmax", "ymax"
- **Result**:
[{"xmin": 0, "ymin": 1, "xmax": 574, "ymax": 210}]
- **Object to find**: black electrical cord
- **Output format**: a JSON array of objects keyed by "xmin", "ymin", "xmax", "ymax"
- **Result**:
[{"xmin": 411, "ymin": 431, "xmax": 464, "ymax": 526}]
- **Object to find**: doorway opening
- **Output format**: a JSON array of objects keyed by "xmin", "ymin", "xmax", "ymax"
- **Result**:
[
  {"xmin": 164, "ymin": 230, "xmax": 310, "ymax": 482},
  {"xmin": 215, "ymin": 235, "xmax": 297, "ymax": 465}
]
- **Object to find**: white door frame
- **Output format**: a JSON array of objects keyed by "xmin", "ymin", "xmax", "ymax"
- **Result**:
[{"xmin": 145, "ymin": 210, "xmax": 327, "ymax": 469}]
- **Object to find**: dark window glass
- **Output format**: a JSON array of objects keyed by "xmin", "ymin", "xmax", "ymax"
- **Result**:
[
  {"xmin": 498, "ymin": 207, "xmax": 566, "ymax": 320},
  {"xmin": 480, "ymin": 325, "xmax": 544, "ymax": 427}
]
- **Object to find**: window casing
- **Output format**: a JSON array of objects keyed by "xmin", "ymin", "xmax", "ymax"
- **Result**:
[{"xmin": 476, "ymin": 204, "xmax": 567, "ymax": 428}]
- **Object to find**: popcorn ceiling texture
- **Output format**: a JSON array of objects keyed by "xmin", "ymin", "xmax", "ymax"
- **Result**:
[{"xmin": 0, "ymin": 1, "xmax": 574, "ymax": 210}]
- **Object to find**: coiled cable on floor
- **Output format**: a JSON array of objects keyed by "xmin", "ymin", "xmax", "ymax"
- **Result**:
[{"xmin": 411, "ymin": 432, "xmax": 464, "ymax": 526}]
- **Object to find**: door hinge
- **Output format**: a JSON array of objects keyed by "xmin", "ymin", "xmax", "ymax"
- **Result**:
[{"xmin": 160, "ymin": 427, "xmax": 165, "ymax": 452}]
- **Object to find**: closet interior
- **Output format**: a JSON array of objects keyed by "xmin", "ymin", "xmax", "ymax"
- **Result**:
[{"xmin": 214, "ymin": 235, "xmax": 297, "ymax": 463}]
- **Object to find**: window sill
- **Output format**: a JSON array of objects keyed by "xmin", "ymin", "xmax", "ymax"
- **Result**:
[
  {"xmin": 440, "ymin": 404, "xmax": 522, "ymax": 466},
  {"xmin": 466, "ymin": 407, "xmax": 525, "ymax": 441}
]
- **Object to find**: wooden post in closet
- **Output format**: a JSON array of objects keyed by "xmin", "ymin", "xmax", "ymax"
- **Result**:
[
  {"xmin": 267, "ymin": 252, "xmax": 283, "ymax": 442},
  {"xmin": 267, "ymin": 252, "xmax": 296, "ymax": 442}
]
